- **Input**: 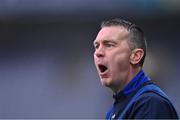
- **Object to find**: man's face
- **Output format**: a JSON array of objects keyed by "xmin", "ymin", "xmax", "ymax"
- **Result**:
[{"xmin": 94, "ymin": 26, "xmax": 132, "ymax": 91}]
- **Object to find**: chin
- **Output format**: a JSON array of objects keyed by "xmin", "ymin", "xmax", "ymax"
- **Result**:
[{"xmin": 101, "ymin": 78, "xmax": 112, "ymax": 87}]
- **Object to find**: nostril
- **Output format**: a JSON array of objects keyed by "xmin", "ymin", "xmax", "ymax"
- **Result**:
[
  {"xmin": 96, "ymin": 53, "xmax": 103, "ymax": 57},
  {"xmin": 95, "ymin": 50, "xmax": 104, "ymax": 57}
]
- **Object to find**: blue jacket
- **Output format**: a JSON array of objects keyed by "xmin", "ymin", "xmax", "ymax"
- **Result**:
[{"xmin": 106, "ymin": 70, "xmax": 179, "ymax": 119}]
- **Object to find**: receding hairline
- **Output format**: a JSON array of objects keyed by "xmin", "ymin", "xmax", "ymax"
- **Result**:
[
  {"xmin": 100, "ymin": 22, "xmax": 136, "ymax": 40},
  {"xmin": 101, "ymin": 25, "xmax": 129, "ymax": 31},
  {"xmin": 101, "ymin": 18, "xmax": 135, "ymax": 31},
  {"xmin": 97, "ymin": 25, "xmax": 131, "ymax": 42}
]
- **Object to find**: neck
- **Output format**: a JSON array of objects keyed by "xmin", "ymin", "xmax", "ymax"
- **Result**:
[{"xmin": 114, "ymin": 66, "xmax": 142, "ymax": 93}]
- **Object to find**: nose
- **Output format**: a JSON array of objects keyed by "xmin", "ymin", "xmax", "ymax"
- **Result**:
[{"xmin": 94, "ymin": 46, "xmax": 105, "ymax": 58}]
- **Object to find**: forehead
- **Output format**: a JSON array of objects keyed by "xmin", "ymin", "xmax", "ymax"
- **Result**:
[{"xmin": 94, "ymin": 26, "xmax": 129, "ymax": 43}]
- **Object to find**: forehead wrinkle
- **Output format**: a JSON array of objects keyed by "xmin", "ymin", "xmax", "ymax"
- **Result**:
[{"xmin": 105, "ymin": 26, "xmax": 129, "ymax": 41}]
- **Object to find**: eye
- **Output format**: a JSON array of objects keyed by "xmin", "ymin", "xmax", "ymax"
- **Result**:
[
  {"xmin": 105, "ymin": 43, "xmax": 114, "ymax": 47},
  {"xmin": 94, "ymin": 43, "xmax": 99, "ymax": 49}
]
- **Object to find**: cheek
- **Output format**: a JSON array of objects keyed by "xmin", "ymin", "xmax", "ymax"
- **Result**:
[
  {"xmin": 93, "ymin": 53, "xmax": 97, "ymax": 65},
  {"xmin": 110, "ymin": 53, "xmax": 130, "ymax": 72}
]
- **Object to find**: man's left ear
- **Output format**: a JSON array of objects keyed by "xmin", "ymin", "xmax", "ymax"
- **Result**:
[{"xmin": 129, "ymin": 49, "xmax": 144, "ymax": 65}]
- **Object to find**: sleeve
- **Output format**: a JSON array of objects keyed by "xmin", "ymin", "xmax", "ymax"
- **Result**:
[{"xmin": 128, "ymin": 92, "xmax": 179, "ymax": 119}]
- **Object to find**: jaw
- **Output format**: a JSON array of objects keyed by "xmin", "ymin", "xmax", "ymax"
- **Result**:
[
  {"xmin": 100, "ymin": 72, "xmax": 128, "ymax": 93},
  {"xmin": 101, "ymin": 77, "xmax": 120, "ymax": 93},
  {"xmin": 100, "ymin": 77, "xmax": 111, "ymax": 86}
]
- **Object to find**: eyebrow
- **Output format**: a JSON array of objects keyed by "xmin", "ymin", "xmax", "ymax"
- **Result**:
[
  {"xmin": 103, "ymin": 40, "xmax": 116, "ymax": 44},
  {"xmin": 94, "ymin": 39, "xmax": 116, "ymax": 44}
]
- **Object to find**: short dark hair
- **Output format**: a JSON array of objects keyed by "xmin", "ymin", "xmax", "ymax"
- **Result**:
[{"xmin": 101, "ymin": 18, "xmax": 147, "ymax": 66}]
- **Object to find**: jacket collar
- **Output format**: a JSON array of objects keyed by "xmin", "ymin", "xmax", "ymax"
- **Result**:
[{"xmin": 113, "ymin": 70, "xmax": 150, "ymax": 99}]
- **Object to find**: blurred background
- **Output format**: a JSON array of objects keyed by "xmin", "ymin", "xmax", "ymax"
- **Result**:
[{"xmin": 0, "ymin": 0, "xmax": 179, "ymax": 118}]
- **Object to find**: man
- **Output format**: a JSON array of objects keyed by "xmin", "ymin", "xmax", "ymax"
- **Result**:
[{"xmin": 93, "ymin": 18, "xmax": 179, "ymax": 119}]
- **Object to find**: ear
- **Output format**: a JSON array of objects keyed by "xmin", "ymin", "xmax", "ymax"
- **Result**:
[{"xmin": 129, "ymin": 49, "xmax": 144, "ymax": 65}]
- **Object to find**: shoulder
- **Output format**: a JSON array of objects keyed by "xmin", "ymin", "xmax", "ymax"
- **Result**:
[
  {"xmin": 135, "ymin": 91, "xmax": 169, "ymax": 105},
  {"xmin": 129, "ymin": 91, "xmax": 178, "ymax": 119}
]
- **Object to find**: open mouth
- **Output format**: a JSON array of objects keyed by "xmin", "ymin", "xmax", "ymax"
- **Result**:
[{"xmin": 98, "ymin": 64, "xmax": 108, "ymax": 73}]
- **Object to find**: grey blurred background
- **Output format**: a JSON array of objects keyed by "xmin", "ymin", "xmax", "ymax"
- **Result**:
[{"xmin": 0, "ymin": 0, "xmax": 180, "ymax": 119}]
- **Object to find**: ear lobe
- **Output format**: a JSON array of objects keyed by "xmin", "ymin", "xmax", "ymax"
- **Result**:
[{"xmin": 130, "ymin": 49, "xmax": 144, "ymax": 65}]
